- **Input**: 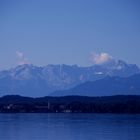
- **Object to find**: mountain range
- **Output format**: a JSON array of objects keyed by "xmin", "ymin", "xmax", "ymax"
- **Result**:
[
  {"xmin": 51, "ymin": 74, "xmax": 140, "ymax": 96},
  {"xmin": 0, "ymin": 60, "xmax": 139, "ymax": 97}
]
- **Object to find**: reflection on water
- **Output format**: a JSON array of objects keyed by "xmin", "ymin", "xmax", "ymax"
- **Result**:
[{"xmin": 0, "ymin": 113, "xmax": 140, "ymax": 140}]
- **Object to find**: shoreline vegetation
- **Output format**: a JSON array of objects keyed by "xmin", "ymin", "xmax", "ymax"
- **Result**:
[{"xmin": 0, "ymin": 95, "xmax": 140, "ymax": 114}]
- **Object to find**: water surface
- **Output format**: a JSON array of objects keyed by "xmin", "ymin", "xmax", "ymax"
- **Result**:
[{"xmin": 0, "ymin": 113, "xmax": 140, "ymax": 140}]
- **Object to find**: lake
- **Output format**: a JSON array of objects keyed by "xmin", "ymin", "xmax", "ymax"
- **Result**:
[{"xmin": 0, "ymin": 113, "xmax": 140, "ymax": 140}]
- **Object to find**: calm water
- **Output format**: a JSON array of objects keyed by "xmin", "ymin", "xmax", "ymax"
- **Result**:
[{"xmin": 0, "ymin": 113, "xmax": 140, "ymax": 140}]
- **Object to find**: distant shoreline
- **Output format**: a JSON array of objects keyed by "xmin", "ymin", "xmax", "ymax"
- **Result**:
[{"xmin": 0, "ymin": 95, "xmax": 140, "ymax": 114}]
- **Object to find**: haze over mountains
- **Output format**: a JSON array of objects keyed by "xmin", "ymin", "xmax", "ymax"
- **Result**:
[
  {"xmin": 0, "ymin": 59, "xmax": 139, "ymax": 97},
  {"xmin": 51, "ymin": 74, "xmax": 140, "ymax": 96}
]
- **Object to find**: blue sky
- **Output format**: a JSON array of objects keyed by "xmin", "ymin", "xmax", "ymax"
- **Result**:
[{"xmin": 0, "ymin": 0, "xmax": 140, "ymax": 69}]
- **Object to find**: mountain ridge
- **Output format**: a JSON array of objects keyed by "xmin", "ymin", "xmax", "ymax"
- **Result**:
[
  {"xmin": 51, "ymin": 73, "xmax": 140, "ymax": 96},
  {"xmin": 0, "ymin": 60, "xmax": 139, "ymax": 97}
]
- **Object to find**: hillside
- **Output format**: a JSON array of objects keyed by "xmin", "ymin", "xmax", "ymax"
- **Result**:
[
  {"xmin": 0, "ymin": 95, "xmax": 140, "ymax": 113},
  {"xmin": 51, "ymin": 74, "xmax": 140, "ymax": 96}
]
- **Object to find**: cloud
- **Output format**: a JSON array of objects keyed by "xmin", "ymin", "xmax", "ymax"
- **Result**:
[
  {"xmin": 16, "ymin": 51, "xmax": 29, "ymax": 65},
  {"xmin": 90, "ymin": 52, "xmax": 115, "ymax": 65}
]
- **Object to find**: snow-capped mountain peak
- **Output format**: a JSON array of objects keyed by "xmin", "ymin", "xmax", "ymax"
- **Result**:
[{"xmin": 0, "ymin": 60, "xmax": 139, "ymax": 97}]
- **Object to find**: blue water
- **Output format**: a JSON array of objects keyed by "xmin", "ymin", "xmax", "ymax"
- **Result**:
[{"xmin": 0, "ymin": 113, "xmax": 140, "ymax": 140}]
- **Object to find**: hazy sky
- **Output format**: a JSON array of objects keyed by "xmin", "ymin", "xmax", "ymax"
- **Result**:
[{"xmin": 0, "ymin": 0, "xmax": 140, "ymax": 69}]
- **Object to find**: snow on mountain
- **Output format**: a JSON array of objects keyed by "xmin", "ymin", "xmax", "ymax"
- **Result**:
[
  {"xmin": 0, "ymin": 60, "xmax": 139, "ymax": 97},
  {"xmin": 51, "ymin": 74, "xmax": 140, "ymax": 97}
]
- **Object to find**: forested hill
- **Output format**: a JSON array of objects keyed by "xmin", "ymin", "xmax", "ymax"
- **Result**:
[{"xmin": 0, "ymin": 95, "xmax": 140, "ymax": 113}]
